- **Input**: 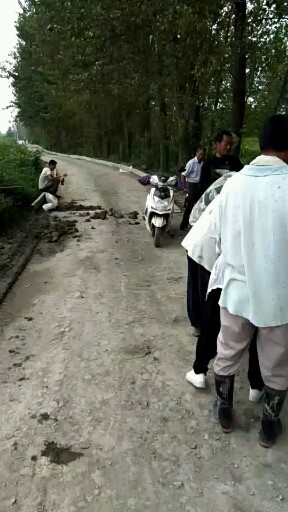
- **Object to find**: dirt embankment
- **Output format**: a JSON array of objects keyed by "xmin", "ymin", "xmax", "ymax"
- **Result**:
[{"xmin": 0, "ymin": 202, "xmax": 139, "ymax": 304}]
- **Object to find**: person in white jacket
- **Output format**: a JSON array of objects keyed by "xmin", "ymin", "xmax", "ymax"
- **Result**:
[
  {"xmin": 182, "ymin": 176, "xmax": 263, "ymax": 398},
  {"xmin": 210, "ymin": 114, "xmax": 288, "ymax": 447}
]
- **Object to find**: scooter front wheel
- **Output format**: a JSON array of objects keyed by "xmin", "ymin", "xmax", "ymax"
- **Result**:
[{"xmin": 154, "ymin": 226, "xmax": 161, "ymax": 248}]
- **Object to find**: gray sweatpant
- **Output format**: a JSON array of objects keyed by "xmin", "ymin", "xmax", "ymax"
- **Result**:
[{"xmin": 214, "ymin": 308, "xmax": 288, "ymax": 391}]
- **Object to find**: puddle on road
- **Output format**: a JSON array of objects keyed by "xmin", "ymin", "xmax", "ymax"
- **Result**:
[{"xmin": 41, "ymin": 441, "xmax": 84, "ymax": 465}]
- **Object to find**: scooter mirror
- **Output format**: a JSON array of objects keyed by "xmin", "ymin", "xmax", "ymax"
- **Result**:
[
  {"xmin": 150, "ymin": 175, "xmax": 159, "ymax": 186},
  {"xmin": 167, "ymin": 176, "xmax": 177, "ymax": 187}
]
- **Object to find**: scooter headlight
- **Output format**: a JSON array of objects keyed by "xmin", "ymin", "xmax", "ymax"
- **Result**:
[{"xmin": 154, "ymin": 197, "xmax": 171, "ymax": 211}]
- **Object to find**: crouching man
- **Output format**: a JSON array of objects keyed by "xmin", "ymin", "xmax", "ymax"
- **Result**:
[{"xmin": 39, "ymin": 159, "xmax": 63, "ymax": 198}]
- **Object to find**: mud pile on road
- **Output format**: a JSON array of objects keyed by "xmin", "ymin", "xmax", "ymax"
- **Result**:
[
  {"xmin": 58, "ymin": 201, "xmax": 103, "ymax": 212},
  {"xmin": 46, "ymin": 216, "xmax": 79, "ymax": 243},
  {"xmin": 58, "ymin": 201, "xmax": 139, "ymax": 223},
  {"xmin": 0, "ymin": 212, "xmax": 81, "ymax": 303},
  {"xmin": 0, "ymin": 202, "xmax": 140, "ymax": 303}
]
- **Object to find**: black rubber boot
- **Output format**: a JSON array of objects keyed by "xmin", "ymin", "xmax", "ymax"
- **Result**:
[
  {"xmin": 259, "ymin": 387, "xmax": 286, "ymax": 448},
  {"xmin": 214, "ymin": 374, "xmax": 235, "ymax": 433}
]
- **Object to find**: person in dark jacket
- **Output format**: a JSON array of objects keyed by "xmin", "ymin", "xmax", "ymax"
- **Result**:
[
  {"xmin": 185, "ymin": 130, "xmax": 243, "ymax": 332},
  {"xmin": 199, "ymin": 130, "xmax": 243, "ymax": 191}
]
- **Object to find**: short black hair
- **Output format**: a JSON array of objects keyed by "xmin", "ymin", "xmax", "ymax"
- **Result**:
[
  {"xmin": 48, "ymin": 159, "xmax": 57, "ymax": 166},
  {"xmin": 259, "ymin": 114, "xmax": 288, "ymax": 152},
  {"xmin": 196, "ymin": 146, "xmax": 206, "ymax": 153},
  {"xmin": 214, "ymin": 130, "xmax": 232, "ymax": 144}
]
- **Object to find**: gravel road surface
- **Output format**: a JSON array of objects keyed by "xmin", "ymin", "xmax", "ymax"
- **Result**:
[{"xmin": 0, "ymin": 153, "xmax": 287, "ymax": 512}]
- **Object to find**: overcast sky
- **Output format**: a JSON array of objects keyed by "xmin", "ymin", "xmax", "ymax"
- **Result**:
[{"xmin": 0, "ymin": 0, "xmax": 20, "ymax": 133}]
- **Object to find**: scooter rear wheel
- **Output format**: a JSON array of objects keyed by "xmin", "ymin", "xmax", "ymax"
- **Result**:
[{"xmin": 154, "ymin": 226, "xmax": 161, "ymax": 248}]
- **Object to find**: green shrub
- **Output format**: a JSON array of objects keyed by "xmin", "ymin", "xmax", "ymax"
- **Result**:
[
  {"xmin": 0, "ymin": 140, "xmax": 42, "ymax": 226},
  {"xmin": 0, "ymin": 194, "xmax": 15, "ymax": 227},
  {"xmin": 0, "ymin": 193, "xmax": 13, "ymax": 211},
  {"xmin": 0, "ymin": 139, "xmax": 42, "ymax": 203}
]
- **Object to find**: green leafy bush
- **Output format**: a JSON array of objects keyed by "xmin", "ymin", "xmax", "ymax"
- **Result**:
[{"xmin": 0, "ymin": 140, "xmax": 42, "ymax": 225}]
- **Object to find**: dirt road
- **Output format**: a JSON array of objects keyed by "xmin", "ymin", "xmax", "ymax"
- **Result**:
[{"xmin": 0, "ymin": 154, "xmax": 287, "ymax": 512}]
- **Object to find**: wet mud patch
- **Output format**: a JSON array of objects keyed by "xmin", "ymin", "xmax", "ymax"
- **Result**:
[
  {"xmin": 37, "ymin": 412, "xmax": 58, "ymax": 424},
  {"xmin": 41, "ymin": 441, "xmax": 84, "ymax": 465},
  {"xmin": 0, "ymin": 212, "xmax": 81, "ymax": 304},
  {"xmin": 57, "ymin": 201, "xmax": 104, "ymax": 212},
  {"xmin": 13, "ymin": 362, "xmax": 23, "ymax": 368},
  {"xmin": 123, "ymin": 345, "xmax": 152, "ymax": 359},
  {"xmin": 57, "ymin": 201, "xmax": 139, "ymax": 223},
  {"xmin": 45, "ymin": 216, "xmax": 79, "ymax": 243},
  {"xmin": 0, "ymin": 200, "xmax": 140, "ymax": 306},
  {"xmin": 0, "ymin": 214, "xmax": 48, "ymax": 286}
]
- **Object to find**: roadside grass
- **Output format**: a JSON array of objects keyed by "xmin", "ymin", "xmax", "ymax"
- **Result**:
[{"xmin": 0, "ymin": 139, "xmax": 42, "ymax": 226}]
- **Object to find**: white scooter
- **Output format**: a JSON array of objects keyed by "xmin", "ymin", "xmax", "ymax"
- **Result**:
[{"xmin": 144, "ymin": 175, "xmax": 177, "ymax": 247}]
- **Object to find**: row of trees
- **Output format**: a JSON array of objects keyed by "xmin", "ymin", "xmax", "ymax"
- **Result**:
[{"xmin": 6, "ymin": 0, "xmax": 288, "ymax": 171}]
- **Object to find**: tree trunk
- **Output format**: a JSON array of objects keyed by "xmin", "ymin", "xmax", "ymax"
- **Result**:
[
  {"xmin": 122, "ymin": 111, "xmax": 132, "ymax": 161},
  {"xmin": 231, "ymin": 0, "xmax": 247, "ymax": 157},
  {"xmin": 210, "ymin": 11, "xmax": 233, "ymax": 140},
  {"xmin": 178, "ymin": 118, "xmax": 191, "ymax": 164},
  {"xmin": 159, "ymin": 100, "xmax": 169, "ymax": 175},
  {"xmin": 191, "ymin": 103, "xmax": 202, "ymax": 154}
]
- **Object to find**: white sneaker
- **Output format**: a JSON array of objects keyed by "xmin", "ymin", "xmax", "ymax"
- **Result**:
[
  {"xmin": 249, "ymin": 388, "xmax": 264, "ymax": 403},
  {"xmin": 186, "ymin": 369, "xmax": 206, "ymax": 389}
]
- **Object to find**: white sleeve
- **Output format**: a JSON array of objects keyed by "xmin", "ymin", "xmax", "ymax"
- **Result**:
[
  {"xmin": 183, "ymin": 159, "xmax": 195, "ymax": 178},
  {"xmin": 184, "ymin": 195, "xmax": 222, "ymax": 272},
  {"xmin": 215, "ymin": 189, "xmax": 224, "ymax": 257}
]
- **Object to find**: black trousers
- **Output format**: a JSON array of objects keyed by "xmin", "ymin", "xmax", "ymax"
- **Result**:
[
  {"xmin": 187, "ymin": 256, "xmax": 210, "ymax": 329},
  {"xmin": 187, "ymin": 257, "xmax": 264, "ymax": 390},
  {"xmin": 40, "ymin": 182, "xmax": 59, "ymax": 196},
  {"xmin": 180, "ymin": 183, "xmax": 202, "ymax": 229}
]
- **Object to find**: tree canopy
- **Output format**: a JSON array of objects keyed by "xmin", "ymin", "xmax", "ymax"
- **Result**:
[{"xmin": 7, "ymin": 0, "xmax": 288, "ymax": 170}]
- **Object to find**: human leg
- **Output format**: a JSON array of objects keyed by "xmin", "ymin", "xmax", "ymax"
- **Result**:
[
  {"xmin": 214, "ymin": 308, "xmax": 256, "ymax": 376},
  {"xmin": 257, "ymin": 325, "xmax": 288, "ymax": 447},
  {"xmin": 214, "ymin": 308, "xmax": 255, "ymax": 432},
  {"xmin": 180, "ymin": 184, "xmax": 201, "ymax": 230},
  {"xmin": 193, "ymin": 289, "xmax": 221, "ymax": 374},
  {"xmin": 187, "ymin": 289, "xmax": 220, "ymax": 388},
  {"xmin": 248, "ymin": 331, "xmax": 264, "ymax": 402},
  {"xmin": 186, "ymin": 256, "xmax": 201, "ymax": 329},
  {"xmin": 40, "ymin": 181, "xmax": 59, "ymax": 195},
  {"xmin": 186, "ymin": 258, "xmax": 209, "ymax": 329}
]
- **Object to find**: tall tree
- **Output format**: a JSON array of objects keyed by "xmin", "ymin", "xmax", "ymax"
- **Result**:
[
  {"xmin": 8, "ymin": 0, "xmax": 288, "ymax": 169},
  {"xmin": 231, "ymin": 0, "xmax": 247, "ymax": 155}
]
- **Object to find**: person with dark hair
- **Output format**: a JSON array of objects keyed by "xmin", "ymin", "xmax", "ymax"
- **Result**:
[
  {"xmin": 39, "ymin": 159, "xmax": 63, "ymax": 197},
  {"xmin": 202, "ymin": 114, "xmax": 288, "ymax": 447},
  {"xmin": 184, "ymin": 130, "xmax": 242, "ymax": 331},
  {"xmin": 180, "ymin": 147, "xmax": 206, "ymax": 230},
  {"xmin": 182, "ymin": 173, "xmax": 264, "ymax": 399},
  {"xmin": 199, "ymin": 130, "xmax": 243, "ymax": 191}
]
